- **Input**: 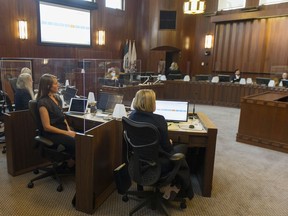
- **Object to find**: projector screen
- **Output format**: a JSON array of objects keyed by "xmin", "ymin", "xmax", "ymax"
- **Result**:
[
  {"xmin": 154, "ymin": 100, "xmax": 189, "ymax": 122},
  {"xmin": 38, "ymin": 1, "xmax": 91, "ymax": 46}
]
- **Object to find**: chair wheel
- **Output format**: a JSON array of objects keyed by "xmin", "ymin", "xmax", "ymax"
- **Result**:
[
  {"xmin": 28, "ymin": 182, "xmax": 34, "ymax": 188},
  {"xmin": 57, "ymin": 185, "xmax": 63, "ymax": 192},
  {"xmin": 33, "ymin": 169, "xmax": 39, "ymax": 174},
  {"xmin": 122, "ymin": 195, "xmax": 129, "ymax": 202},
  {"xmin": 72, "ymin": 194, "xmax": 76, "ymax": 207},
  {"xmin": 180, "ymin": 201, "xmax": 187, "ymax": 209}
]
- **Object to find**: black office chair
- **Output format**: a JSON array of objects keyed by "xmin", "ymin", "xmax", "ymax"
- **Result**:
[
  {"xmin": 27, "ymin": 100, "xmax": 73, "ymax": 192},
  {"xmin": 8, "ymin": 77, "xmax": 18, "ymax": 94},
  {"xmin": 118, "ymin": 117, "xmax": 187, "ymax": 216},
  {"xmin": 0, "ymin": 90, "xmax": 14, "ymax": 154}
]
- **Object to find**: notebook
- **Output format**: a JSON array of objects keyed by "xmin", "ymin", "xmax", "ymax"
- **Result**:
[{"xmin": 67, "ymin": 98, "xmax": 88, "ymax": 115}]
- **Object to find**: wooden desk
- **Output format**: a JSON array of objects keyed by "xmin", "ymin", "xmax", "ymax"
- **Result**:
[
  {"xmin": 69, "ymin": 111, "xmax": 217, "ymax": 214},
  {"xmin": 4, "ymin": 110, "xmax": 46, "ymax": 176},
  {"xmin": 100, "ymin": 81, "xmax": 288, "ymax": 108},
  {"xmin": 237, "ymin": 91, "xmax": 288, "ymax": 153},
  {"xmin": 168, "ymin": 112, "xmax": 217, "ymax": 197},
  {"xmin": 65, "ymin": 114, "xmax": 122, "ymax": 214}
]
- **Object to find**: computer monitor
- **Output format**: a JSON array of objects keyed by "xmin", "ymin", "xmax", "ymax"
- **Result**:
[
  {"xmin": 195, "ymin": 75, "xmax": 210, "ymax": 82},
  {"xmin": 97, "ymin": 92, "xmax": 124, "ymax": 113},
  {"xmin": 256, "ymin": 77, "xmax": 270, "ymax": 86},
  {"xmin": 118, "ymin": 73, "xmax": 130, "ymax": 86},
  {"xmin": 218, "ymin": 75, "xmax": 231, "ymax": 82},
  {"xmin": 282, "ymin": 80, "xmax": 288, "ymax": 88},
  {"xmin": 154, "ymin": 100, "xmax": 189, "ymax": 122},
  {"xmin": 167, "ymin": 73, "xmax": 183, "ymax": 80}
]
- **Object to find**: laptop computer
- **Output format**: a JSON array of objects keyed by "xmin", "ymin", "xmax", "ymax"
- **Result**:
[
  {"xmin": 63, "ymin": 86, "xmax": 78, "ymax": 105},
  {"xmin": 67, "ymin": 98, "xmax": 88, "ymax": 115}
]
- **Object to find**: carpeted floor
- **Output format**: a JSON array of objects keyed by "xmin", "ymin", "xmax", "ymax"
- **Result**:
[{"xmin": 0, "ymin": 105, "xmax": 287, "ymax": 216}]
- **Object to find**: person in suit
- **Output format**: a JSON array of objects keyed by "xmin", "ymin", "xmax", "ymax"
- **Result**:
[
  {"xmin": 14, "ymin": 73, "xmax": 34, "ymax": 111},
  {"xmin": 129, "ymin": 89, "xmax": 194, "ymax": 200},
  {"xmin": 231, "ymin": 69, "xmax": 241, "ymax": 83},
  {"xmin": 37, "ymin": 73, "xmax": 75, "ymax": 167}
]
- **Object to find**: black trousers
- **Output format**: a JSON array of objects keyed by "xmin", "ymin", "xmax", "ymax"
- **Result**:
[{"xmin": 44, "ymin": 133, "xmax": 76, "ymax": 157}]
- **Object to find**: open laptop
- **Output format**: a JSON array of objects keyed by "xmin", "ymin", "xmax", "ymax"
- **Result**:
[
  {"xmin": 97, "ymin": 92, "xmax": 124, "ymax": 113},
  {"xmin": 63, "ymin": 86, "xmax": 78, "ymax": 105},
  {"xmin": 67, "ymin": 98, "xmax": 88, "ymax": 115}
]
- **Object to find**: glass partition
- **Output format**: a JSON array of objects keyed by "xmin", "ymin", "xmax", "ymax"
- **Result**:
[{"xmin": 0, "ymin": 59, "xmax": 32, "ymax": 103}]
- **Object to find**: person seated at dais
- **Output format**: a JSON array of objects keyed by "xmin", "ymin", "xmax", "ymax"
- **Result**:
[
  {"xmin": 166, "ymin": 62, "xmax": 182, "ymax": 80},
  {"xmin": 14, "ymin": 73, "xmax": 34, "ymax": 111},
  {"xmin": 105, "ymin": 67, "xmax": 120, "ymax": 80},
  {"xmin": 279, "ymin": 72, "xmax": 287, "ymax": 82},
  {"xmin": 231, "ymin": 69, "xmax": 241, "ymax": 83}
]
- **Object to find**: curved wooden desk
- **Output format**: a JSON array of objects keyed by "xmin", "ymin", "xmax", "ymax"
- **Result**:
[{"xmin": 237, "ymin": 91, "xmax": 288, "ymax": 153}]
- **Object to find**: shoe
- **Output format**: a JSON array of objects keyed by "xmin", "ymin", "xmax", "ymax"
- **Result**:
[{"xmin": 161, "ymin": 185, "xmax": 180, "ymax": 200}]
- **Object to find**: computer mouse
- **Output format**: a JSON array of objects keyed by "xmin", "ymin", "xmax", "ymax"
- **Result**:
[{"xmin": 189, "ymin": 125, "xmax": 194, "ymax": 129}]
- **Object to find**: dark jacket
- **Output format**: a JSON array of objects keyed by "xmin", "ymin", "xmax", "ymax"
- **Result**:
[
  {"xmin": 129, "ymin": 110, "xmax": 173, "ymax": 153},
  {"xmin": 14, "ymin": 88, "xmax": 32, "ymax": 111}
]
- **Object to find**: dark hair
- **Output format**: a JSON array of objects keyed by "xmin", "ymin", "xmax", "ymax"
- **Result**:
[{"xmin": 36, "ymin": 73, "xmax": 57, "ymax": 100}]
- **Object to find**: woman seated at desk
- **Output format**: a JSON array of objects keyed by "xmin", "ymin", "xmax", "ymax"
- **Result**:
[
  {"xmin": 14, "ymin": 73, "xmax": 34, "ymax": 111},
  {"xmin": 37, "ymin": 73, "xmax": 76, "ymax": 167},
  {"xmin": 129, "ymin": 89, "xmax": 194, "ymax": 200}
]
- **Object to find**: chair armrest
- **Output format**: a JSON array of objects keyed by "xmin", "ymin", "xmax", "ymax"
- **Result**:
[
  {"xmin": 35, "ymin": 135, "xmax": 54, "ymax": 147},
  {"xmin": 159, "ymin": 149, "xmax": 185, "ymax": 161},
  {"xmin": 169, "ymin": 153, "xmax": 185, "ymax": 161}
]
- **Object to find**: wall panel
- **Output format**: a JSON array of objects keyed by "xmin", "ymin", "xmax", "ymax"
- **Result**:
[{"xmin": 213, "ymin": 16, "xmax": 288, "ymax": 74}]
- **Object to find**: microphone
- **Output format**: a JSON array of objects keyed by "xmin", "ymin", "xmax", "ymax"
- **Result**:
[{"xmin": 191, "ymin": 92, "xmax": 198, "ymax": 119}]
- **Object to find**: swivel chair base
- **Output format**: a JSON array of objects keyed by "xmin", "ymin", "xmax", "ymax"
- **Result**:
[
  {"xmin": 27, "ymin": 162, "xmax": 74, "ymax": 192},
  {"xmin": 123, "ymin": 188, "xmax": 186, "ymax": 216}
]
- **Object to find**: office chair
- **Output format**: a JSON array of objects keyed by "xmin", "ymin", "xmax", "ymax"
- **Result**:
[
  {"xmin": 119, "ymin": 117, "xmax": 187, "ymax": 216},
  {"xmin": 0, "ymin": 90, "xmax": 14, "ymax": 154},
  {"xmin": 27, "ymin": 100, "xmax": 73, "ymax": 192},
  {"xmin": 8, "ymin": 77, "xmax": 18, "ymax": 94}
]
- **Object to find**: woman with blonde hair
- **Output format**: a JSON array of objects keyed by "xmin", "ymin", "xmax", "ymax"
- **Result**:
[
  {"xmin": 129, "ymin": 89, "xmax": 194, "ymax": 200},
  {"xmin": 14, "ymin": 73, "xmax": 34, "ymax": 110}
]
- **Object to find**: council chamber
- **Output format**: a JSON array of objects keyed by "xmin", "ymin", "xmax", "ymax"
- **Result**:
[{"xmin": 1, "ymin": 0, "xmax": 288, "ymax": 216}]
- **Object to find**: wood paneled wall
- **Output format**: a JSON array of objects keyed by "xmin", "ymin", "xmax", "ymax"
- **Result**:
[
  {"xmin": 0, "ymin": 0, "xmax": 139, "ymax": 60},
  {"xmin": 213, "ymin": 15, "xmax": 288, "ymax": 74},
  {"xmin": 1, "ymin": 0, "xmax": 288, "ymax": 76}
]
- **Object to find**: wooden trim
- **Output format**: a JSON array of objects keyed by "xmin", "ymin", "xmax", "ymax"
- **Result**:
[{"xmin": 211, "ymin": 8, "xmax": 288, "ymax": 23}]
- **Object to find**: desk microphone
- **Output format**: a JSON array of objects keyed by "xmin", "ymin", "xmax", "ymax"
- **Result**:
[{"xmin": 190, "ymin": 92, "xmax": 198, "ymax": 119}]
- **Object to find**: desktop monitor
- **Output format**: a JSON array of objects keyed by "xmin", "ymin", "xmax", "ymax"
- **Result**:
[
  {"xmin": 218, "ymin": 75, "xmax": 231, "ymax": 82},
  {"xmin": 97, "ymin": 92, "xmax": 124, "ymax": 113},
  {"xmin": 167, "ymin": 73, "xmax": 183, "ymax": 80},
  {"xmin": 195, "ymin": 75, "xmax": 210, "ymax": 82},
  {"xmin": 154, "ymin": 100, "xmax": 189, "ymax": 122},
  {"xmin": 256, "ymin": 77, "xmax": 270, "ymax": 86},
  {"xmin": 118, "ymin": 73, "xmax": 130, "ymax": 86},
  {"xmin": 282, "ymin": 80, "xmax": 288, "ymax": 88}
]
